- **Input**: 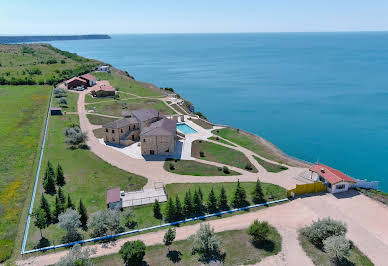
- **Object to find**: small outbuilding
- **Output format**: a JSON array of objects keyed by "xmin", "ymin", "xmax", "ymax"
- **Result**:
[
  {"xmin": 65, "ymin": 77, "xmax": 88, "ymax": 90},
  {"xmin": 79, "ymin": 73, "xmax": 97, "ymax": 86},
  {"xmin": 106, "ymin": 187, "xmax": 122, "ymax": 209},
  {"xmin": 309, "ymin": 163, "xmax": 356, "ymax": 193},
  {"xmin": 50, "ymin": 107, "xmax": 62, "ymax": 116},
  {"xmin": 97, "ymin": 65, "xmax": 110, "ymax": 72}
]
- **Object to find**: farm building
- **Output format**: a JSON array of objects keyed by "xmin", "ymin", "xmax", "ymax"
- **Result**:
[
  {"xmin": 50, "ymin": 107, "xmax": 62, "ymax": 116},
  {"xmin": 97, "ymin": 65, "xmax": 110, "ymax": 72},
  {"xmin": 65, "ymin": 77, "xmax": 88, "ymax": 90},
  {"xmin": 79, "ymin": 73, "xmax": 97, "ymax": 86}
]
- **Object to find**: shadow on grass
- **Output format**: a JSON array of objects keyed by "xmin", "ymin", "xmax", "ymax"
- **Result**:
[
  {"xmin": 332, "ymin": 257, "xmax": 355, "ymax": 266},
  {"xmin": 166, "ymin": 250, "xmax": 182, "ymax": 263},
  {"xmin": 251, "ymin": 239, "xmax": 275, "ymax": 252},
  {"xmin": 34, "ymin": 237, "xmax": 51, "ymax": 249}
]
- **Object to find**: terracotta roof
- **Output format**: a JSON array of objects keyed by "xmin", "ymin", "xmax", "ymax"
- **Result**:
[
  {"xmin": 140, "ymin": 118, "xmax": 176, "ymax": 136},
  {"xmin": 106, "ymin": 187, "xmax": 120, "ymax": 204},
  {"xmin": 103, "ymin": 117, "xmax": 138, "ymax": 129},
  {"xmin": 80, "ymin": 73, "xmax": 96, "ymax": 82},
  {"xmin": 125, "ymin": 109, "xmax": 164, "ymax": 122},
  {"xmin": 66, "ymin": 77, "xmax": 87, "ymax": 84},
  {"xmin": 310, "ymin": 163, "xmax": 356, "ymax": 184},
  {"xmin": 95, "ymin": 84, "xmax": 116, "ymax": 92}
]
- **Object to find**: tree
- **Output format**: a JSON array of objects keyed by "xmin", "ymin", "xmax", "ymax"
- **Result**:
[
  {"xmin": 88, "ymin": 209, "xmax": 122, "ymax": 237},
  {"xmin": 207, "ymin": 188, "xmax": 218, "ymax": 214},
  {"xmin": 43, "ymin": 161, "xmax": 56, "ymax": 194},
  {"xmin": 247, "ymin": 220, "xmax": 271, "ymax": 243},
  {"xmin": 222, "ymin": 166, "xmax": 230, "ymax": 174},
  {"xmin": 323, "ymin": 235, "xmax": 351, "ymax": 262},
  {"xmin": 56, "ymin": 163, "xmax": 65, "ymax": 186},
  {"xmin": 164, "ymin": 197, "xmax": 176, "ymax": 222},
  {"xmin": 65, "ymin": 126, "xmax": 88, "ymax": 147},
  {"xmin": 32, "ymin": 208, "xmax": 47, "ymax": 237},
  {"xmin": 78, "ymin": 199, "xmax": 88, "ymax": 229},
  {"xmin": 57, "ymin": 209, "xmax": 81, "ymax": 242},
  {"xmin": 193, "ymin": 190, "xmax": 202, "ymax": 215},
  {"xmin": 192, "ymin": 223, "xmax": 222, "ymax": 260},
  {"xmin": 57, "ymin": 98, "xmax": 68, "ymax": 106},
  {"xmin": 119, "ymin": 240, "xmax": 146, "ymax": 265},
  {"xmin": 183, "ymin": 191, "xmax": 193, "ymax": 217},
  {"xmin": 302, "ymin": 218, "xmax": 347, "ymax": 248},
  {"xmin": 163, "ymin": 228, "xmax": 176, "ymax": 251},
  {"xmin": 175, "ymin": 196, "xmax": 183, "ymax": 221},
  {"xmin": 122, "ymin": 208, "xmax": 136, "ymax": 229},
  {"xmin": 153, "ymin": 199, "xmax": 162, "ymax": 220},
  {"xmin": 66, "ymin": 194, "xmax": 75, "ymax": 210},
  {"xmin": 58, "ymin": 187, "xmax": 66, "ymax": 205},
  {"xmin": 53, "ymin": 195, "xmax": 64, "ymax": 223},
  {"xmin": 218, "ymin": 186, "xmax": 229, "ymax": 211},
  {"xmin": 56, "ymin": 244, "xmax": 96, "ymax": 266},
  {"xmin": 40, "ymin": 194, "xmax": 51, "ymax": 223},
  {"xmin": 252, "ymin": 178, "xmax": 265, "ymax": 204},
  {"xmin": 198, "ymin": 187, "xmax": 203, "ymax": 201},
  {"xmin": 232, "ymin": 179, "xmax": 247, "ymax": 208}
]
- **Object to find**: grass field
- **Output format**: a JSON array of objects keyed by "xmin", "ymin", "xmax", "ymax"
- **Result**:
[
  {"xmin": 212, "ymin": 128, "xmax": 303, "ymax": 167},
  {"xmin": 170, "ymin": 103, "xmax": 187, "ymax": 114},
  {"xmin": 0, "ymin": 85, "xmax": 51, "ymax": 262},
  {"xmin": 26, "ymin": 115, "xmax": 147, "ymax": 249},
  {"xmin": 298, "ymin": 234, "xmax": 373, "ymax": 266},
  {"xmin": 191, "ymin": 140, "xmax": 257, "ymax": 172},
  {"xmin": 85, "ymin": 93, "xmax": 134, "ymax": 104},
  {"xmin": 189, "ymin": 118, "xmax": 213, "ymax": 129},
  {"xmin": 93, "ymin": 72, "xmax": 164, "ymax": 97},
  {"xmin": 0, "ymin": 44, "xmax": 99, "ymax": 85},
  {"xmin": 86, "ymin": 98, "xmax": 175, "ymax": 117},
  {"xmin": 208, "ymin": 136, "xmax": 236, "ymax": 146},
  {"xmin": 253, "ymin": 156, "xmax": 288, "ymax": 173},
  {"xmin": 163, "ymin": 159, "xmax": 241, "ymax": 176},
  {"xmin": 94, "ymin": 227, "xmax": 281, "ymax": 265},
  {"xmin": 86, "ymin": 114, "xmax": 117, "ymax": 125},
  {"xmin": 51, "ymin": 92, "xmax": 78, "ymax": 113}
]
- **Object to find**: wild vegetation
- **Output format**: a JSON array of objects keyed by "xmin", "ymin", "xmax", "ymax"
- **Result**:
[
  {"xmin": 163, "ymin": 159, "xmax": 241, "ymax": 176},
  {"xmin": 0, "ymin": 44, "xmax": 99, "ymax": 85},
  {"xmin": 253, "ymin": 155, "xmax": 288, "ymax": 173},
  {"xmin": 0, "ymin": 85, "xmax": 50, "ymax": 262}
]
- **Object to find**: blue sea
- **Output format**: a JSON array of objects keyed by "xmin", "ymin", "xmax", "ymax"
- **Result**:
[{"xmin": 44, "ymin": 33, "xmax": 388, "ymax": 191}]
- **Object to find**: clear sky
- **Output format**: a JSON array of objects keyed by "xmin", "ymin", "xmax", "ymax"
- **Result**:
[{"xmin": 1, "ymin": 0, "xmax": 388, "ymax": 35}]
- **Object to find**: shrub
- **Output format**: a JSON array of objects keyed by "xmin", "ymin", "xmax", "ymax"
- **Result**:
[
  {"xmin": 46, "ymin": 58, "xmax": 58, "ymax": 64},
  {"xmin": 301, "ymin": 218, "xmax": 347, "ymax": 248},
  {"xmin": 169, "ymin": 162, "xmax": 175, "ymax": 170},
  {"xmin": 57, "ymin": 98, "xmax": 68, "ymax": 106},
  {"xmin": 65, "ymin": 126, "xmax": 88, "ymax": 147},
  {"xmin": 60, "ymin": 59, "xmax": 66, "ymax": 64},
  {"xmin": 56, "ymin": 244, "xmax": 96, "ymax": 266},
  {"xmin": 119, "ymin": 240, "xmax": 146, "ymax": 266},
  {"xmin": 57, "ymin": 209, "xmax": 81, "ymax": 243},
  {"xmin": 222, "ymin": 166, "xmax": 230, "ymax": 174},
  {"xmin": 323, "ymin": 235, "xmax": 351, "ymax": 262},
  {"xmin": 247, "ymin": 220, "xmax": 270, "ymax": 243},
  {"xmin": 192, "ymin": 223, "xmax": 222, "ymax": 261},
  {"xmin": 199, "ymin": 151, "xmax": 205, "ymax": 157},
  {"xmin": 245, "ymin": 162, "xmax": 253, "ymax": 171}
]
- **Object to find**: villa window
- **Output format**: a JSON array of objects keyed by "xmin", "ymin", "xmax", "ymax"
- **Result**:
[
  {"xmin": 143, "ymin": 139, "xmax": 146, "ymax": 143},
  {"xmin": 165, "ymin": 148, "xmax": 169, "ymax": 152},
  {"xmin": 121, "ymin": 129, "xmax": 123, "ymax": 133},
  {"xmin": 336, "ymin": 184, "xmax": 345, "ymax": 190},
  {"xmin": 112, "ymin": 138, "xmax": 115, "ymax": 142},
  {"xmin": 112, "ymin": 130, "xmax": 115, "ymax": 133},
  {"xmin": 105, "ymin": 129, "xmax": 108, "ymax": 133}
]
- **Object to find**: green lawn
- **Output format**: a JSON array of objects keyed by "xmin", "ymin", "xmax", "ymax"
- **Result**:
[
  {"xmin": 0, "ymin": 85, "xmax": 51, "ymax": 262},
  {"xmin": 86, "ymin": 114, "xmax": 117, "ymax": 125},
  {"xmin": 93, "ymin": 72, "xmax": 164, "ymax": 97},
  {"xmin": 51, "ymin": 92, "xmax": 78, "ymax": 112},
  {"xmin": 212, "ymin": 128, "xmax": 304, "ymax": 167},
  {"xmin": 208, "ymin": 136, "xmax": 236, "ymax": 146},
  {"xmin": 26, "ymin": 114, "xmax": 147, "ymax": 249},
  {"xmin": 170, "ymin": 103, "xmax": 187, "ymax": 114},
  {"xmin": 0, "ymin": 44, "xmax": 99, "ymax": 86},
  {"xmin": 85, "ymin": 93, "xmax": 134, "ymax": 104},
  {"xmin": 163, "ymin": 159, "xmax": 241, "ymax": 176},
  {"xmin": 298, "ymin": 234, "xmax": 373, "ymax": 266},
  {"xmin": 94, "ymin": 227, "xmax": 281, "ymax": 265},
  {"xmin": 191, "ymin": 140, "xmax": 257, "ymax": 172},
  {"xmin": 85, "ymin": 98, "xmax": 175, "ymax": 117},
  {"xmin": 253, "ymin": 156, "xmax": 288, "ymax": 173},
  {"xmin": 189, "ymin": 118, "xmax": 213, "ymax": 129}
]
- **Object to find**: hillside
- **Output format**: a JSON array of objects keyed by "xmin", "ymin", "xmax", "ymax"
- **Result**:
[
  {"xmin": 0, "ymin": 34, "xmax": 111, "ymax": 43},
  {"xmin": 0, "ymin": 44, "xmax": 100, "ymax": 85}
]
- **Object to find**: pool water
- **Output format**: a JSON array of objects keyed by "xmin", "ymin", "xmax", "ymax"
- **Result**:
[{"xmin": 177, "ymin": 123, "xmax": 197, "ymax": 134}]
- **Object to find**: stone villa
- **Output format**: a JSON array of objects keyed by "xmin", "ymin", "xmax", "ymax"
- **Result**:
[{"xmin": 102, "ymin": 109, "xmax": 177, "ymax": 156}]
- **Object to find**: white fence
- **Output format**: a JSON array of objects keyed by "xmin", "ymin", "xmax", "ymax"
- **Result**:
[{"xmin": 350, "ymin": 179, "xmax": 379, "ymax": 190}]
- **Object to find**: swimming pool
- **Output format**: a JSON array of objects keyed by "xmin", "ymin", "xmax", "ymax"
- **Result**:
[{"xmin": 176, "ymin": 123, "xmax": 197, "ymax": 135}]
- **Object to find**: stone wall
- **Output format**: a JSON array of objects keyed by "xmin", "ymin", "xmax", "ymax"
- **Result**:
[{"xmin": 141, "ymin": 135, "xmax": 176, "ymax": 155}]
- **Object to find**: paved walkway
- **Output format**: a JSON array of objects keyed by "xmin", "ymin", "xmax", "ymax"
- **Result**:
[{"xmin": 17, "ymin": 192, "xmax": 388, "ymax": 266}]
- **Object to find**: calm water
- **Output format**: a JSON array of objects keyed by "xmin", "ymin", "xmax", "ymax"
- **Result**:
[{"xmin": 45, "ymin": 33, "xmax": 388, "ymax": 191}]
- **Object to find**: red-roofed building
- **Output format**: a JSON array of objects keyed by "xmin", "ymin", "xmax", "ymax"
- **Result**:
[
  {"xmin": 106, "ymin": 187, "xmax": 122, "ymax": 209},
  {"xmin": 79, "ymin": 73, "xmax": 97, "ymax": 86},
  {"xmin": 65, "ymin": 77, "xmax": 88, "ymax": 89},
  {"xmin": 309, "ymin": 163, "xmax": 356, "ymax": 193}
]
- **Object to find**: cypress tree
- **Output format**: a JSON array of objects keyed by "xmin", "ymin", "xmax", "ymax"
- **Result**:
[
  {"xmin": 198, "ymin": 187, "xmax": 203, "ymax": 201},
  {"xmin": 183, "ymin": 191, "xmax": 193, "ymax": 218},
  {"xmin": 58, "ymin": 187, "xmax": 66, "ymax": 205},
  {"xmin": 252, "ymin": 178, "xmax": 265, "ymax": 204},
  {"xmin": 164, "ymin": 197, "xmax": 176, "ymax": 222},
  {"xmin": 175, "ymin": 196, "xmax": 183, "ymax": 221},
  {"xmin": 218, "ymin": 186, "xmax": 229, "ymax": 210},
  {"xmin": 193, "ymin": 190, "xmax": 202, "ymax": 215},
  {"xmin": 232, "ymin": 179, "xmax": 247, "ymax": 208},
  {"xmin": 207, "ymin": 187, "xmax": 218, "ymax": 214},
  {"xmin": 78, "ymin": 199, "xmax": 88, "ymax": 229},
  {"xmin": 53, "ymin": 195, "xmax": 62, "ymax": 223},
  {"xmin": 66, "ymin": 194, "xmax": 75, "ymax": 210},
  {"xmin": 40, "ymin": 194, "xmax": 51, "ymax": 223},
  {"xmin": 153, "ymin": 199, "xmax": 162, "ymax": 219},
  {"xmin": 56, "ymin": 163, "xmax": 65, "ymax": 186},
  {"xmin": 43, "ymin": 162, "xmax": 56, "ymax": 194}
]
